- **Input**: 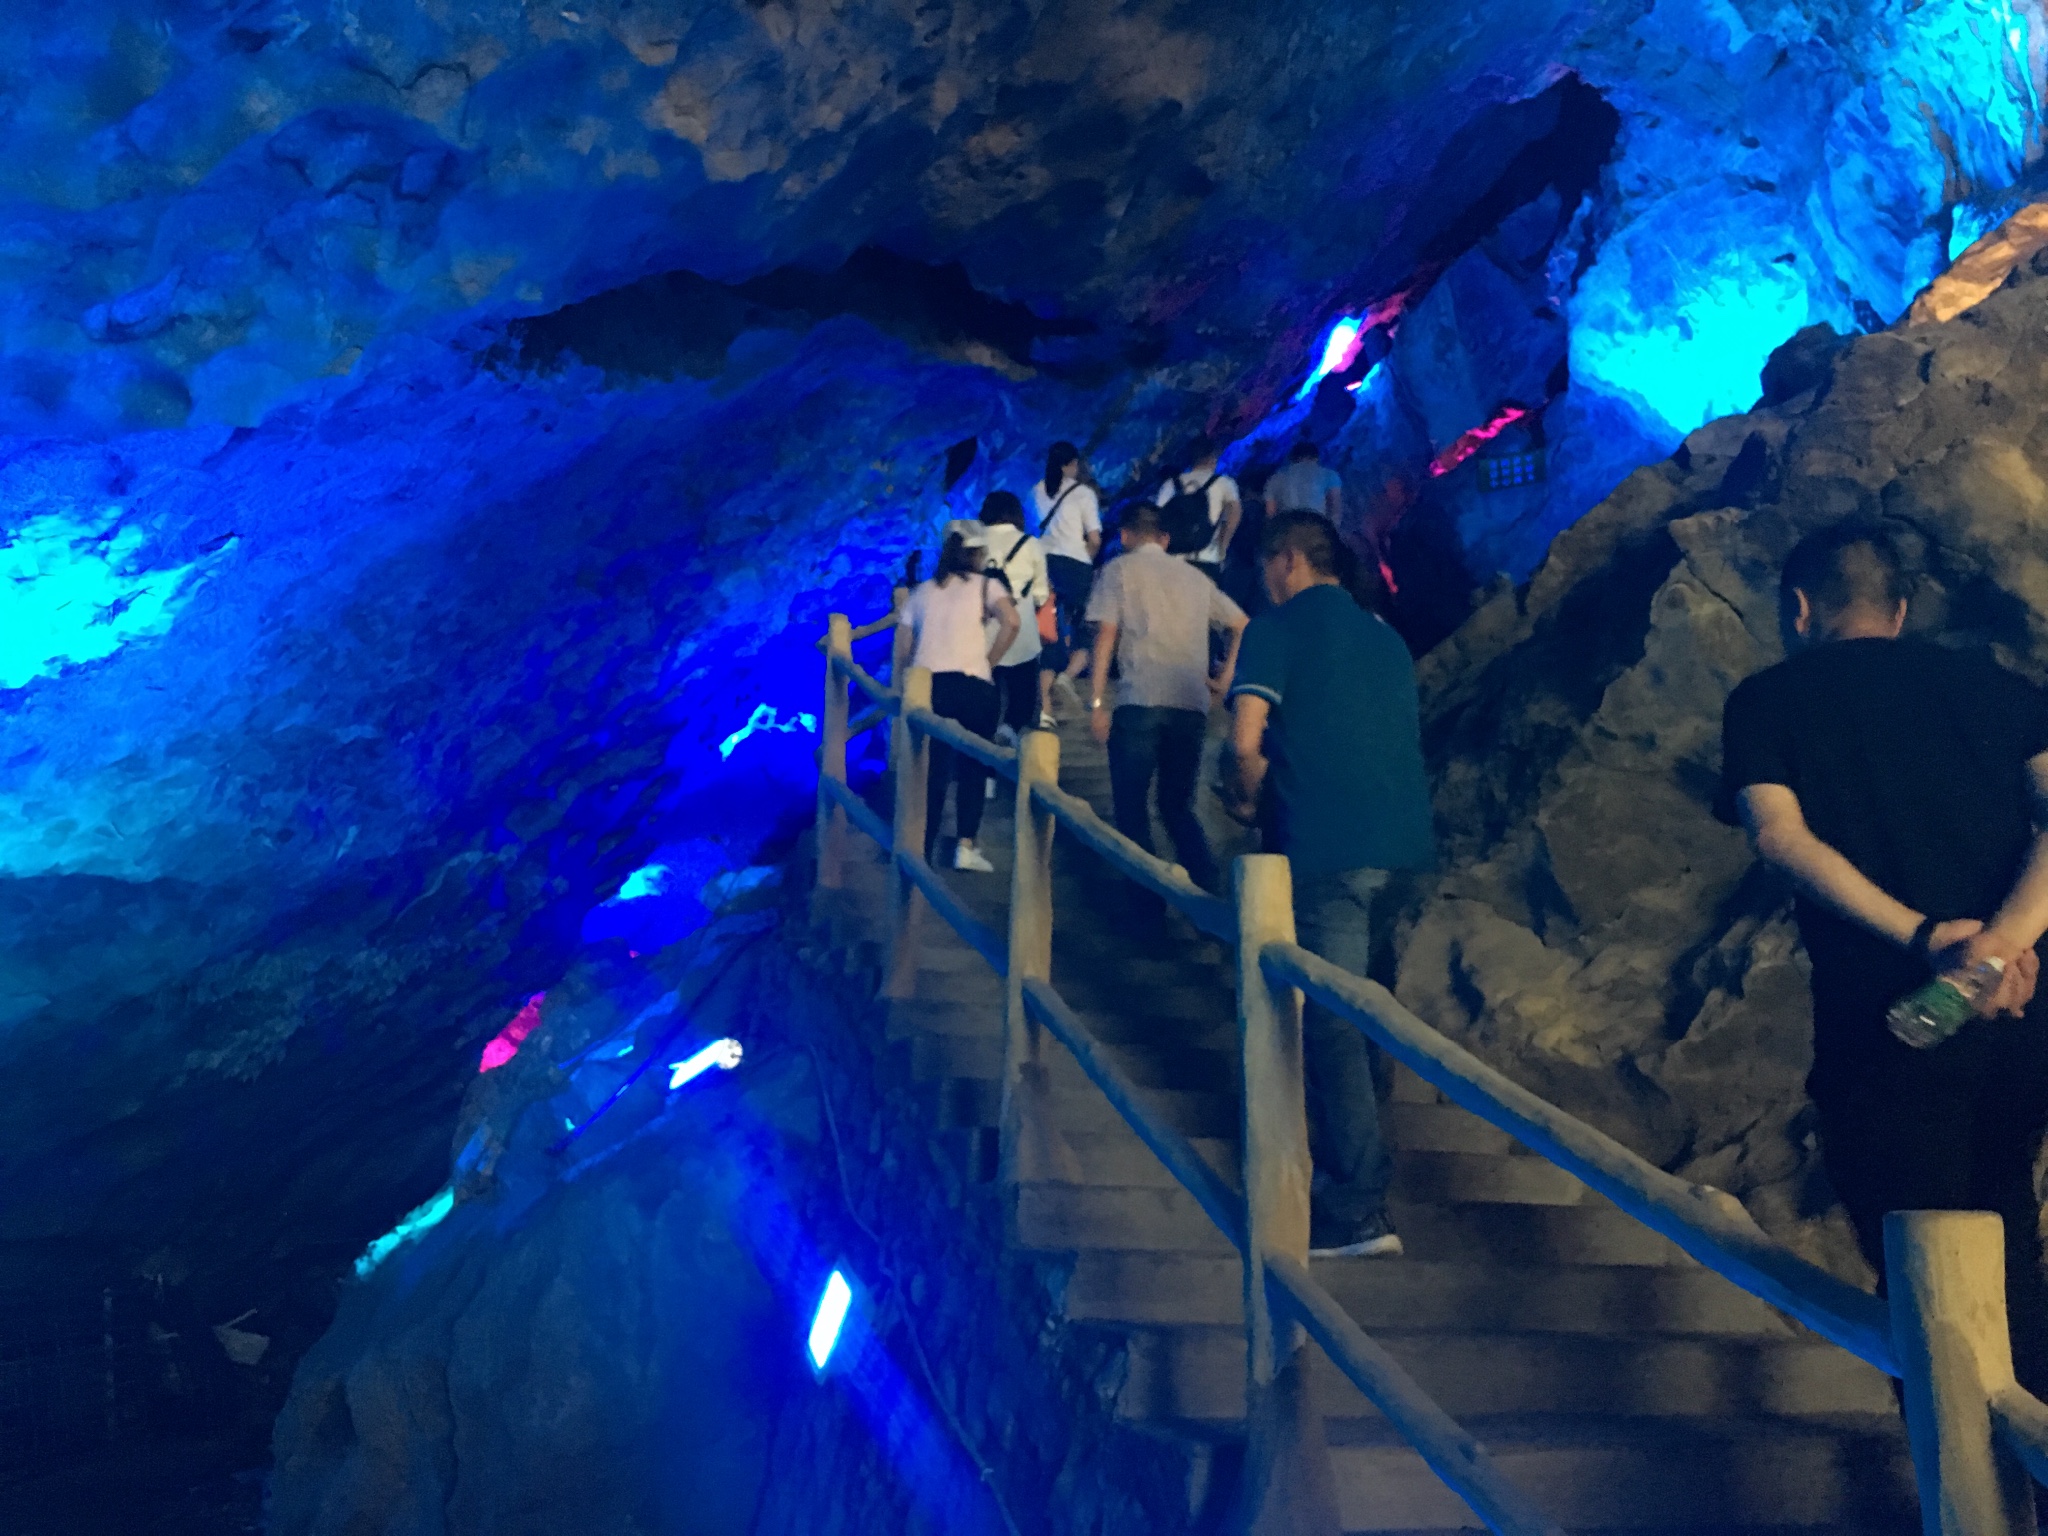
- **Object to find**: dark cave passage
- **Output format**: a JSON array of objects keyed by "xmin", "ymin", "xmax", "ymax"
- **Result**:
[{"xmin": 506, "ymin": 246, "xmax": 1096, "ymax": 382}]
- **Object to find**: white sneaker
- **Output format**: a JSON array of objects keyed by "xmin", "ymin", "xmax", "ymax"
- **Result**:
[
  {"xmin": 1309, "ymin": 1231, "xmax": 1404, "ymax": 1259},
  {"xmin": 1037, "ymin": 711, "xmax": 1058, "ymax": 731},
  {"xmin": 952, "ymin": 843, "xmax": 996, "ymax": 873}
]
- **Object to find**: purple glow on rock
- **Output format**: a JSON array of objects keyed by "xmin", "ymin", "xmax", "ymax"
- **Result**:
[{"xmin": 479, "ymin": 993, "xmax": 546, "ymax": 1073}]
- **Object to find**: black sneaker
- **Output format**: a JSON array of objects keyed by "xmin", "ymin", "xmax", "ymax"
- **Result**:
[{"xmin": 1308, "ymin": 1212, "xmax": 1403, "ymax": 1260}]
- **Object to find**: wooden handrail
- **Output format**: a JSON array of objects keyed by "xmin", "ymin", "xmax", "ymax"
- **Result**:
[
  {"xmin": 1261, "ymin": 941, "xmax": 1898, "ymax": 1375},
  {"xmin": 812, "ymin": 703, "xmax": 893, "ymax": 766},
  {"xmin": 1993, "ymin": 1386, "xmax": 2048, "ymax": 1486},
  {"xmin": 904, "ymin": 704, "xmax": 1019, "ymax": 778},
  {"xmin": 814, "ymin": 614, "xmax": 2048, "ymax": 1535},
  {"xmin": 894, "ymin": 843, "xmax": 1007, "ymax": 973},
  {"xmin": 831, "ymin": 653, "xmax": 898, "ymax": 709},
  {"xmin": 820, "ymin": 773, "xmax": 891, "ymax": 851},
  {"xmin": 1263, "ymin": 1253, "xmax": 1568, "ymax": 1536},
  {"xmin": 1021, "ymin": 977, "xmax": 1246, "ymax": 1247},
  {"xmin": 1028, "ymin": 780, "xmax": 1234, "ymax": 939},
  {"xmin": 815, "ymin": 609, "xmax": 900, "ymax": 650}
]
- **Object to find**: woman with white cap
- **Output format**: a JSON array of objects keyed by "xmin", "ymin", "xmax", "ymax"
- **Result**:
[{"xmin": 899, "ymin": 521, "xmax": 1020, "ymax": 871}]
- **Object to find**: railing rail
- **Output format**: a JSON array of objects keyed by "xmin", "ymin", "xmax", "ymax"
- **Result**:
[
  {"xmin": 1262, "ymin": 942, "xmax": 1897, "ymax": 1374},
  {"xmin": 812, "ymin": 605, "xmax": 2042, "ymax": 1536},
  {"xmin": 1029, "ymin": 780, "xmax": 1234, "ymax": 939}
]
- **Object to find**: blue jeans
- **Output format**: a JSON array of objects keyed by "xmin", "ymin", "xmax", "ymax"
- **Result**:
[
  {"xmin": 1042, "ymin": 554, "xmax": 1095, "ymax": 675},
  {"xmin": 1294, "ymin": 867, "xmax": 1391, "ymax": 1231},
  {"xmin": 1108, "ymin": 706, "xmax": 1216, "ymax": 894}
]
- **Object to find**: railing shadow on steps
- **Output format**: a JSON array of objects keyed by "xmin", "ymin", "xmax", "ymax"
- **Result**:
[{"xmin": 812, "ymin": 607, "xmax": 2048, "ymax": 1536}]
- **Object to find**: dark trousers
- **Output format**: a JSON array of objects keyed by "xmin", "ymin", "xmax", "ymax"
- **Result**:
[
  {"xmin": 1812, "ymin": 1040, "xmax": 2048, "ymax": 1395},
  {"xmin": 924, "ymin": 672, "xmax": 999, "ymax": 858},
  {"xmin": 1107, "ymin": 706, "xmax": 1216, "ymax": 893},
  {"xmin": 1043, "ymin": 555, "xmax": 1095, "ymax": 675},
  {"xmin": 993, "ymin": 660, "xmax": 1038, "ymax": 735},
  {"xmin": 1295, "ymin": 868, "xmax": 1393, "ymax": 1234}
]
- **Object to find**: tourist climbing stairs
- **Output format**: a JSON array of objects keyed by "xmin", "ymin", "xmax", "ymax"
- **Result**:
[{"xmin": 808, "ymin": 613, "xmax": 2048, "ymax": 1535}]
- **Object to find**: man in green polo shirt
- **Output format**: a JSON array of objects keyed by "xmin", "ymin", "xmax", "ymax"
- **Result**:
[{"xmin": 1226, "ymin": 511, "xmax": 1434, "ymax": 1258}]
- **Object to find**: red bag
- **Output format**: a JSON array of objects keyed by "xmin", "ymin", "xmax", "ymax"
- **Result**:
[{"xmin": 1037, "ymin": 592, "xmax": 1059, "ymax": 645}]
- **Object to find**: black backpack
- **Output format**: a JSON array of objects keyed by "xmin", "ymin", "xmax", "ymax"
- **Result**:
[{"xmin": 1160, "ymin": 473, "xmax": 1220, "ymax": 555}]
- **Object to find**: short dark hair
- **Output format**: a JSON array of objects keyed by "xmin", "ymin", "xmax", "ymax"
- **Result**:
[
  {"xmin": 1287, "ymin": 439, "xmax": 1319, "ymax": 463},
  {"xmin": 1781, "ymin": 519, "xmax": 1909, "ymax": 622},
  {"xmin": 1186, "ymin": 433, "xmax": 1217, "ymax": 465},
  {"xmin": 979, "ymin": 490, "xmax": 1025, "ymax": 529},
  {"xmin": 1123, "ymin": 502, "xmax": 1166, "ymax": 541},
  {"xmin": 1259, "ymin": 510, "xmax": 1342, "ymax": 576},
  {"xmin": 1044, "ymin": 441, "xmax": 1080, "ymax": 498}
]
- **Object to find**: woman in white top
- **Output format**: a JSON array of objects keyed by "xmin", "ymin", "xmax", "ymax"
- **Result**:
[
  {"xmin": 1031, "ymin": 440, "xmax": 1101, "ymax": 695},
  {"xmin": 978, "ymin": 491, "xmax": 1055, "ymax": 738},
  {"xmin": 900, "ymin": 522, "xmax": 1019, "ymax": 872}
]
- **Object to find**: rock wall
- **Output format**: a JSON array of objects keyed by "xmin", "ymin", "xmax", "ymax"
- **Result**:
[
  {"xmin": 271, "ymin": 893, "xmax": 1202, "ymax": 1536},
  {"xmin": 1396, "ymin": 254, "xmax": 2048, "ymax": 1274}
]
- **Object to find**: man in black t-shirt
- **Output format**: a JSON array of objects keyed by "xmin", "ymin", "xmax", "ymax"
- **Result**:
[{"xmin": 1719, "ymin": 520, "xmax": 2048, "ymax": 1388}]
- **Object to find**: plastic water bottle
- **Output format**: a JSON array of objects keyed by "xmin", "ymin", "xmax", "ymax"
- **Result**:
[{"xmin": 1886, "ymin": 957, "xmax": 2006, "ymax": 1049}]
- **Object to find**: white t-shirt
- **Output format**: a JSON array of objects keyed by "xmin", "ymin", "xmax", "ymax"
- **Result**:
[
  {"xmin": 984, "ymin": 528, "xmax": 1048, "ymax": 666},
  {"xmin": 903, "ymin": 573, "xmax": 1007, "ymax": 682},
  {"xmin": 1156, "ymin": 470, "xmax": 1240, "ymax": 564},
  {"xmin": 1034, "ymin": 480, "xmax": 1100, "ymax": 563}
]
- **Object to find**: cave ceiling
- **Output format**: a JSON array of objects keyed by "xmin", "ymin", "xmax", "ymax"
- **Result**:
[{"xmin": 0, "ymin": 0, "xmax": 2038, "ymax": 1325}]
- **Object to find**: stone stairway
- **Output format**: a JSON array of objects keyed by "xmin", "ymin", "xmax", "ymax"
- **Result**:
[{"xmin": 820, "ymin": 711, "xmax": 1918, "ymax": 1534}]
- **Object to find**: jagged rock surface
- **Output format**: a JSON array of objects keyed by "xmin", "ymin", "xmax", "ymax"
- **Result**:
[{"xmin": 1399, "ymin": 259, "xmax": 2048, "ymax": 1275}]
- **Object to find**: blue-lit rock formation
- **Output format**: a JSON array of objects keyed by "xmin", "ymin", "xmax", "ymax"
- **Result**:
[
  {"xmin": 1, "ymin": 0, "xmax": 2046, "ymax": 1512},
  {"xmin": 270, "ymin": 901, "xmax": 1196, "ymax": 1536},
  {"xmin": 1399, "ymin": 247, "xmax": 2048, "ymax": 1278}
]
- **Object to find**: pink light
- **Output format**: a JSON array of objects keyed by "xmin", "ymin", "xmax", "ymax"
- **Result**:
[
  {"xmin": 1428, "ymin": 405, "xmax": 1531, "ymax": 478},
  {"xmin": 1377, "ymin": 556, "xmax": 1400, "ymax": 595},
  {"xmin": 479, "ymin": 993, "xmax": 546, "ymax": 1073}
]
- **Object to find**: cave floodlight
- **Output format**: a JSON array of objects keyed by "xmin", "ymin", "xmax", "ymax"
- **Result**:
[
  {"xmin": 718, "ymin": 704, "xmax": 819, "ymax": 760},
  {"xmin": 1297, "ymin": 315, "xmax": 1364, "ymax": 399},
  {"xmin": 613, "ymin": 862, "xmax": 672, "ymax": 902},
  {"xmin": 353, "ymin": 1186, "xmax": 457, "ymax": 1278},
  {"xmin": 668, "ymin": 1037, "xmax": 744, "ymax": 1089},
  {"xmin": 808, "ymin": 1269, "xmax": 855, "ymax": 1373}
]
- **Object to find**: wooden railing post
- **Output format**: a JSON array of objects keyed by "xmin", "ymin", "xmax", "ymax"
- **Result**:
[
  {"xmin": 1887, "ymin": 1211, "xmax": 2039, "ymax": 1536},
  {"xmin": 885, "ymin": 584, "xmax": 912, "ymax": 760},
  {"xmin": 814, "ymin": 614, "xmax": 853, "ymax": 914},
  {"xmin": 1233, "ymin": 854, "xmax": 1340, "ymax": 1536},
  {"xmin": 1003, "ymin": 730, "xmax": 1079, "ymax": 1185},
  {"xmin": 884, "ymin": 666, "xmax": 933, "ymax": 1000}
]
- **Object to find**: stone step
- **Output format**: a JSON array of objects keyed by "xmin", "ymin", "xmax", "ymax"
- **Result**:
[
  {"xmin": 1011, "ymin": 1182, "xmax": 1238, "ymax": 1255},
  {"xmin": 1325, "ymin": 1416, "xmax": 1913, "ymax": 1532},
  {"xmin": 1390, "ymin": 1065, "xmax": 1441, "ymax": 1105},
  {"xmin": 1049, "ymin": 1083, "xmax": 1238, "ymax": 1141},
  {"xmin": 1394, "ymin": 1150, "xmax": 1587, "ymax": 1207},
  {"xmin": 1384, "ymin": 1101, "xmax": 1518, "ymax": 1155},
  {"xmin": 1064, "ymin": 1254, "xmax": 1797, "ymax": 1338},
  {"xmin": 1061, "ymin": 1129, "xmax": 1240, "ymax": 1192},
  {"xmin": 907, "ymin": 966, "xmax": 1006, "ymax": 1005},
  {"xmin": 1118, "ymin": 1328, "xmax": 1897, "ymax": 1426},
  {"xmin": 1042, "ymin": 1124, "xmax": 1581, "ymax": 1215},
  {"xmin": 910, "ymin": 1030, "xmax": 1236, "ymax": 1095},
  {"xmin": 1045, "ymin": 977, "xmax": 1230, "ymax": 1023},
  {"xmin": 1388, "ymin": 1199, "xmax": 1694, "ymax": 1268},
  {"xmin": 887, "ymin": 998, "xmax": 1000, "ymax": 1041}
]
